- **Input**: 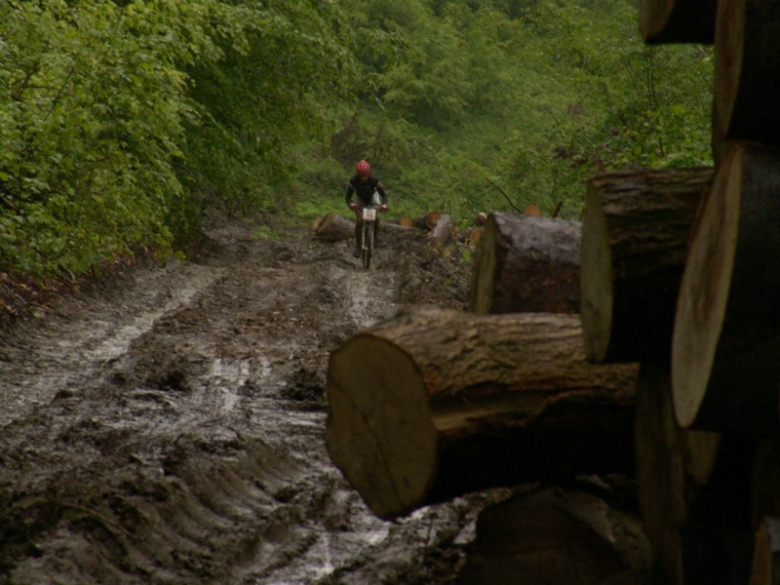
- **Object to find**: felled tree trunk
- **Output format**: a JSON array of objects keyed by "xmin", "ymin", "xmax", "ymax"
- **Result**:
[
  {"xmin": 714, "ymin": 0, "xmax": 780, "ymax": 147},
  {"xmin": 456, "ymin": 485, "xmax": 650, "ymax": 585},
  {"xmin": 639, "ymin": 0, "xmax": 717, "ymax": 44},
  {"xmin": 580, "ymin": 168, "xmax": 713, "ymax": 364},
  {"xmin": 414, "ymin": 211, "xmax": 441, "ymax": 231},
  {"xmin": 313, "ymin": 212, "xmax": 412, "ymax": 242},
  {"xmin": 635, "ymin": 364, "xmax": 722, "ymax": 584},
  {"xmin": 672, "ymin": 145, "xmax": 780, "ymax": 432},
  {"xmin": 312, "ymin": 212, "xmax": 355, "ymax": 242},
  {"xmin": 468, "ymin": 213, "xmax": 581, "ymax": 315},
  {"xmin": 326, "ymin": 307, "xmax": 639, "ymax": 520},
  {"xmin": 428, "ymin": 213, "xmax": 454, "ymax": 246}
]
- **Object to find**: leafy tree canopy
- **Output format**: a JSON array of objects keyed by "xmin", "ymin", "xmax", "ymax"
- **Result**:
[{"xmin": 0, "ymin": 0, "xmax": 713, "ymax": 280}]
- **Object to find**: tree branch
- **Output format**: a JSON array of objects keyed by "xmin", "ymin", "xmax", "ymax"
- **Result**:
[{"xmin": 485, "ymin": 178, "xmax": 522, "ymax": 213}]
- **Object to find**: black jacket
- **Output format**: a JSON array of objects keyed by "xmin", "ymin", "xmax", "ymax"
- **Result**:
[{"xmin": 345, "ymin": 175, "xmax": 388, "ymax": 206}]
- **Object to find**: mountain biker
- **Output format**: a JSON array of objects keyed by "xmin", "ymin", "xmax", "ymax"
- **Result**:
[{"xmin": 345, "ymin": 160, "xmax": 388, "ymax": 258}]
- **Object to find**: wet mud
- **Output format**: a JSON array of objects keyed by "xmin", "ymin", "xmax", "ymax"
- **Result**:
[{"xmin": 0, "ymin": 215, "xmax": 495, "ymax": 584}]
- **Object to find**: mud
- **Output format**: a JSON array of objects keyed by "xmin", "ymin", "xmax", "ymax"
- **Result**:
[{"xmin": 0, "ymin": 214, "xmax": 501, "ymax": 584}]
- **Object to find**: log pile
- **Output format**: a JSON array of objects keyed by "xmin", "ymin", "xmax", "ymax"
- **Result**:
[{"xmin": 324, "ymin": 3, "xmax": 780, "ymax": 583}]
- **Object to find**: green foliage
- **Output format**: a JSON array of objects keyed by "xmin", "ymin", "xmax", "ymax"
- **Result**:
[
  {"xmin": 0, "ymin": 0, "xmax": 714, "ymax": 281},
  {"xmin": 0, "ymin": 0, "xmax": 356, "ymax": 277},
  {"xmin": 302, "ymin": 0, "xmax": 713, "ymax": 223}
]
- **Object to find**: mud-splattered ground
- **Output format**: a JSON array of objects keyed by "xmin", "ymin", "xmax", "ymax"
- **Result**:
[{"xmin": 0, "ymin": 214, "xmax": 503, "ymax": 585}]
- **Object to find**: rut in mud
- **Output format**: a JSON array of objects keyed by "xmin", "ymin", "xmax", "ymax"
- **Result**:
[{"xmin": 0, "ymin": 215, "xmax": 501, "ymax": 585}]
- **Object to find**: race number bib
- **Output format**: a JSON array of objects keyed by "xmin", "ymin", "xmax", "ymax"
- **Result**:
[{"xmin": 362, "ymin": 208, "xmax": 377, "ymax": 221}]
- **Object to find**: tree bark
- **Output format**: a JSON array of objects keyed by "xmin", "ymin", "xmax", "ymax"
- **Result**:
[
  {"xmin": 639, "ymin": 0, "xmax": 717, "ymax": 44},
  {"xmin": 326, "ymin": 307, "xmax": 639, "ymax": 520},
  {"xmin": 456, "ymin": 486, "xmax": 650, "ymax": 585},
  {"xmin": 635, "ymin": 363, "xmax": 722, "ymax": 584},
  {"xmin": 714, "ymin": 0, "xmax": 780, "ymax": 147},
  {"xmin": 672, "ymin": 145, "xmax": 780, "ymax": 432},
  {"xmin": 581, "ymin": 168, "xmax": 713, "ymax": 364},
  {"xmin": 428, "ymin": 213, "xmax": 454, "ymax": 246},
  {"xmin": 468, "ymin": 213, "xmax": 581, "ymax": 315}
]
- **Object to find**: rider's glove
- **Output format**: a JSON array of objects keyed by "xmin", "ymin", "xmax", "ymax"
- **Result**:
[
  {"xmin": 379, "ymin": 204, "xmax": 388, "ymax": 212},
  {"xmin": 349, "ymin": 203, "xmax": 358, "ymax": 210}
]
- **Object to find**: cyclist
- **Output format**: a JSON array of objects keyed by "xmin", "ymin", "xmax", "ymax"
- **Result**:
[{"xmin": 345, "ymin": 160, "xmax": 388, "ymax": 257}]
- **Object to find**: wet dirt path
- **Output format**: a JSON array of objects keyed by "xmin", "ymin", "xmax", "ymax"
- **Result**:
[{"xmin": 0, "ymin": 218, "xmax": 491, "ymax": 584}]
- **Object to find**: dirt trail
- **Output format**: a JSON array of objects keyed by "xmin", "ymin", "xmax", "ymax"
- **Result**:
[{"xmin": 0, "ymin": 215, "xmax": 495, "ymax": 585}]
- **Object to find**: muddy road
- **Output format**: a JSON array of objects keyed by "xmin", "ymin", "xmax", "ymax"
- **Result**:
[{"xmin": 0, "ymin": 215, "xmax": 503, "ymax": 585}]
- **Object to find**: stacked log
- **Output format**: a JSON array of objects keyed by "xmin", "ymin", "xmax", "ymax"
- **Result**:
[
  {"xmin": 639, "ymin": 0, "xmax": 717, "ymax": 44},
  {"xmin": 672, "ymin": 145, "xmax": 780, "ymax": 433},
  {"xmin": 468, "ymin": 213, "xmax": 581, "ymax": 315},
  {"xmin": 580, "ymin": 168, "xmax": 713, "ymax": 363},
  {"xmin": 326, "ymin": 307, "xmax": 638, "ymax": 520},
  {"xmin": 324, "ymin": 4, "xmax": 780, "ymax": 582},
  {"xmin": 456, "ymin": 485, "xmax": 651, "ymax": 585},
  {"xmin": 713, "ymin": 0, "xmax": 780, "ymax": 151}
]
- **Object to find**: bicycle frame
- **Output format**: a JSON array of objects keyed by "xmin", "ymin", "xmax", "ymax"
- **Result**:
[{"xmin": 360, "ymin": 205, "xmax": 379, "ymax": 269}]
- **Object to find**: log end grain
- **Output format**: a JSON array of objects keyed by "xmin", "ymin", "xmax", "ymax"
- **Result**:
[
  {"xmin": 326, "ymin": 334, "xmax": 438, "ymax": 520},
  {"xmin": 672, "ymin": 148, "xmax": 742, "ymax": 429}
]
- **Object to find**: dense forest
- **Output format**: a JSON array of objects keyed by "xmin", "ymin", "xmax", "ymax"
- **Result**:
[{"xmin": 0, "ymin": 0, "xmax": 712, "ymax": 280}]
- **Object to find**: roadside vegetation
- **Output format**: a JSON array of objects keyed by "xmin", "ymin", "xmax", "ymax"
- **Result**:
[{"xmin": 0, "ymin": 0, "xmax": 712, "ymax": 282}]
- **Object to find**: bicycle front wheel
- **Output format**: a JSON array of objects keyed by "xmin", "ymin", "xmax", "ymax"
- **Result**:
[{"xmin": 362, "ymin": 222, "xmax": 374, "ymax": 269}]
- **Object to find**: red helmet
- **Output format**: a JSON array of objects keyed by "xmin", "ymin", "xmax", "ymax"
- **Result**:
[{"xmin": 355, "ymin": 160, "xmax": 371, "ymax": 177}]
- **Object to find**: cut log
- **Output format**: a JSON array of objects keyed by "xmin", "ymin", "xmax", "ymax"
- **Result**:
[
  {"xmin": 475, "ymin": 212, "xmax": 488, "ymax": 226},
  {"xmin": 639, "ymin": 0, "xmax": 717, "ymax": 44},
  {"xmin": 326, "ymin": 307, "xmax": 639, "ymax": 519},
  {"xmin": 714, "ymin": 0, "xmax": 780, "ymax": 147},
  {"xmin": 428, "ymin": 213, "xmax": 454, "ymax": 246},
  {"xmin": 414, "ymin": 211, "xmax": 441, "ymax": 231},
  {"xmin": 672, "ymin": 145, "xmax": 780, "ymax": 432},
  {"xmin": 456, "ymin": 486, "xmax": 650, "ymax": 585},
  {"xmin": 634, "ymin": 363, "xmax": 722, "ymax": 584},
  {"xmin": 749, "ymin": 517, "xmax": 780, "ymax": 585},
  {"xmin": 312, "ymin": 212, "xmax": 355, "ymax": 242},
  {"xmin": 468, "ymin": 226, "xmax": 484, "ymax": 245},
  {"xmin": 468, "ymin": 213, "xmax": 581, "ymax": 315},
  {"xmin": 311, "ymin": 216, "xmax": 324, "ymax": 232},
  {"xmin": 523, "ymin": 203, "xmax": 542, "ymax": 217},
  {"xmin": 313, "ymin": 212, "xmax": 413, "ymax": 242},
  {"xmin": 396, "ymin": 216, "xmax": 414, "ymax": 228},
  {"xmin": 581, "ymin": 168, "xmax": 714, "ymax": 364}
]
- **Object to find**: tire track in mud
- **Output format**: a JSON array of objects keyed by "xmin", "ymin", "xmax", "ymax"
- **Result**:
[{"xmin": 0, "ymin": 222, "xmax": 490, "ymax": 585}]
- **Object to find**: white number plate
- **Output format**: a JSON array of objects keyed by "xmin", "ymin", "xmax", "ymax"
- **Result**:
[{"xmin": 362, "ymin": 208, "xmax": 377, "ymax": 221}]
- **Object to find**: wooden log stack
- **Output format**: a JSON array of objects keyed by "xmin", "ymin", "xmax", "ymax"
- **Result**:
[
  {"xmin": 580, "ymin": 168, "xmax": 713, "ymax": 363},
  {"xmin": 325, "ymin": 2, "xmax": 780, "ymax": 583}
]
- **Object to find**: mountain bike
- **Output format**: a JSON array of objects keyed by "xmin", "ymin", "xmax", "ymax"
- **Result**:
[{"xmin": 359, "ymin": 205, "xmax": 379, "ymax": 269}]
